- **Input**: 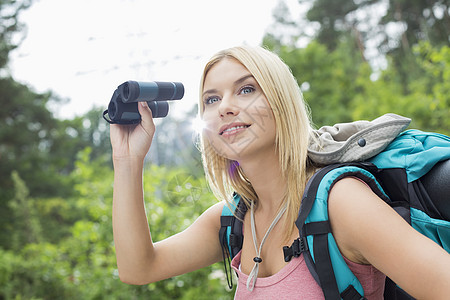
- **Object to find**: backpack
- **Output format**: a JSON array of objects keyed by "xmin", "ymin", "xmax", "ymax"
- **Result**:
[{"xmin": 219, "ymin": 129, "xmax": 450, "ymax": 299}]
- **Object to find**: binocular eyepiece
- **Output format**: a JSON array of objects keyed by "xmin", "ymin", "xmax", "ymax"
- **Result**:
[{"xmin": 103, "ymin": 80, "xmax": 184, "ymax": 124}]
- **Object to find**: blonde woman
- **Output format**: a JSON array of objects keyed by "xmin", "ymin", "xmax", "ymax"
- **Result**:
[{"xmin": 110, "ymin": 46, "xmax": 450, "ymax": 299}]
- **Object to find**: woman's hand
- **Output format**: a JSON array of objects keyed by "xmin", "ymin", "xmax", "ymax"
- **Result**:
[{"xmin": 110, "ymin": 101, "xmax": 155, "ymax": 161}]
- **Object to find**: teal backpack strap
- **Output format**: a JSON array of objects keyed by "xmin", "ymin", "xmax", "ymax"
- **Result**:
[
  {"xmin": 219, "ymin": 193, "xmax": 246, "ymax": 289},
  {"xmin": 287, "ymin": 163, "xmax": 389, "ymax": 300},
  {"xmin": 220, "ymin": 193, "xmax": 242, "ymax": 256}
]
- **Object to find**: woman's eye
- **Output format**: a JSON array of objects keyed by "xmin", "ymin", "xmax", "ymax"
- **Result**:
[
  {"xmin": 204, "ymin": 96, "xmax": 220, "ymax": 105},
  {"xmin": 240, "ymin": 86, "xmax": 255, "ymax": 95}
]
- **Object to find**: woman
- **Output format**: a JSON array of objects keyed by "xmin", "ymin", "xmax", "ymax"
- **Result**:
[{"xmin": 110, "ymin": 46, "xmax": 450, "ymax": 299}]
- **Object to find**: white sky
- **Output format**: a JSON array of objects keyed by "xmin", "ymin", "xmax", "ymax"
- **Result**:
[{"xmin": 10, "ymin": 0, "xmax": 285, "ymax": 120}]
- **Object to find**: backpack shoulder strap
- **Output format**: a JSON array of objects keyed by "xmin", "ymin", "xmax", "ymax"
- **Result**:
[
  {"xmin": 219, "ymin": 193, "xmax": 247, "ymax": 289},
  {"xmin": 291, "ymin": 163, "xmax": 389, "ymax": 299}
]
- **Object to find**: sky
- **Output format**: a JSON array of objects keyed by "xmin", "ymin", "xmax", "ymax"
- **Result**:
[{"xmin": 10, "ymin": 0, "xmax": 288, "ymax": 120}]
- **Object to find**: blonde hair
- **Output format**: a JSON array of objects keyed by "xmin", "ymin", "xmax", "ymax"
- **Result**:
[{"xmin": 198, "ymin": 46, "xmax": 315, "ymax": 241}]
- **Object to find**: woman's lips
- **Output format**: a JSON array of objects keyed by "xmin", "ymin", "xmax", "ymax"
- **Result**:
[{"xmin": 219, "ymin": 123, "xmax": 251, "ymax": 136}]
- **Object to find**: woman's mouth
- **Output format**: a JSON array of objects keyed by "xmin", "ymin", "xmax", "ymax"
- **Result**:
[{"xmin": 219, "ymin": 124, "xmax": 251, "ymax": 136}]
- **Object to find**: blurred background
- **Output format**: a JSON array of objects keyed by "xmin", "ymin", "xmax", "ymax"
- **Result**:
[{"xmin": 1, "ymin": 0, "xmax": 449, "ymax": 299}]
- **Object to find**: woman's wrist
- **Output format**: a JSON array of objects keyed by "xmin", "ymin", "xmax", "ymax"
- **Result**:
[{"xmin": 112, "ymin": 155, "xmax": 146, "ymax": 172}]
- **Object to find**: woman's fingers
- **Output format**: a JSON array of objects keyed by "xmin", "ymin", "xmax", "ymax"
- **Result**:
[
  {"xmin": 138, "ymin": 101, "xmax": 155, "ymax": 137},
  {"xmin": 109, "ymin": 102, "xmax": 156, "ymax": 160}
]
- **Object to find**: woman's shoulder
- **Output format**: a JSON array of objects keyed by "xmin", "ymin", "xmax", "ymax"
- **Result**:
[
  {"xmin": 197, "ymin": 200, "xmax": 227, "ymax": 228},
  {"xmin": 327, "ymin": 176, "xmax": 450, "ymax": 299},
  {"xmin": 328, "ymin": 176, "xmax": 379, "ymax": 214},
  {"xmin": 327, "ymin": 177, "xmax": 390, "ymax": 264},
  {"xmin": 328, "ymin": 176, "xmax": 381, "ymax": 212}
]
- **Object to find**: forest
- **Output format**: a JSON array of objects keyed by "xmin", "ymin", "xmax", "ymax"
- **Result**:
[{"xmin": 1, "ymin": 0, "xmax": 449, "ymax": 299}]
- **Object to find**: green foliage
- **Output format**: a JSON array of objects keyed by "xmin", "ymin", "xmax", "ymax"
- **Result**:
[
  {"xmin": 303, "ymin": 0, "xmax": 360, "ymax": 50},
  {"xmin": 292, "ymin": 0, "xmax": 450, "ymax": 92},
  {"xmin": 0, "ymin": 98, "xmax": 112, "ymax": 248},
  {"xmin": 8, "ymin": 171, "xmax": 42, "ymax": 249},
  {"xmin": 299, "ymin": 0, "xmax": 449, "ymax": 53},
  {"xmin": 0, "ymin": 70, "xmax": 115, "ymax": 248},
  {"xmin": 0, "ymin": 0, "xmax": 32, "ymax": 68},
  {"xmin": 351, "ymin": 42, "xmax": 450, "ymax": 135},
  {"xmin": 264, "ymin": 37, "xmax": 368, "ymax": 127},
  {"xmin": 264, "ymin": 35, "xmax": 449, "ymax": 135},
  {"xmin": 0, "ymin": 149, "xmax": 232, "ymax": 299},
  {"xmin": 380, "ymin": 0, "xmax": 450, "ymax": 49},
  {"xmin": 0, "ymin": 243, "xmax": 75, "ymax": 299},
  {"xmin": 0, "ymin": 78, "xmax": 62, "ymax": 198}
]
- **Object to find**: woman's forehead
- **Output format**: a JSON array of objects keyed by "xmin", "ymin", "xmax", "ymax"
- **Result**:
[
  {"xmin": 204, "ymin": 58, "xmax": 253, "ymax": 88},
  {"xmin": 206, "ymin": 57, "xmax": 247, "ymax": 77}
]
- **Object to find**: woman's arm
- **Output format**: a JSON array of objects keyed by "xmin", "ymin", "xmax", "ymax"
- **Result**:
[
  {"xmin": 329, "ymin": 177, "xmax": 450, "ymax": 299},
  {"xmin": 111, "ymin": 102, "xmax": 224, "ymax": 285}
]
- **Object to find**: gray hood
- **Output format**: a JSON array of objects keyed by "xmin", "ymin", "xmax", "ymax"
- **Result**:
[{"xmin": 308, "ymin": 113, "xmax": 411, "ymax": 164}]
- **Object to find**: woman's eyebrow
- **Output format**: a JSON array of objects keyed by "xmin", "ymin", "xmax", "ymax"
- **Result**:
[
  {"xmin": 202, "ymin": 74, "xmax": 255, "ymax": 97},
  {"xmin": 202, "ymin": 88, "xmax": 218, "ymax": 97},
  {"xmin": 234, "ymin": 74, "xmax": 254, "ymax": 86}
]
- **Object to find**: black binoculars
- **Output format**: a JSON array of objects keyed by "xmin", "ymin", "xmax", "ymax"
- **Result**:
[{"xmin": 103, "ymin": 80, "xmax": 184, "ymax": 124}]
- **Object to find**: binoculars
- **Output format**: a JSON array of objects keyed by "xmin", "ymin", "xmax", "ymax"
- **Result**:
[{"xmin": 103, "ymin": 80, "xmax": 184, "ymax": 124}]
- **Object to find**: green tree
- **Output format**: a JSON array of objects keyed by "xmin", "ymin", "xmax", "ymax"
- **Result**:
[
  {"xmin": 264, "ymin": 36, "xmax": 368, "ymax": 127},
  {"xmin": 0, "ymin": 85, "xmax": 116, "ymax": 248},
  {"xmin": 0, "ymin": 0, "xmax": 32, "ymax": 69},
  {"xmin": 264, "ymin": 0, "xmax": 449, "ymax": 133},
  {"xmin": 302, "ymin": 0, "xmax": 361, "ymax": 50},
  {"xmin": 1, "ymin": 0, "xmax": 118, "ymax": 247},
  {"xmin": 8, "ymin": 171, "xmax": 42, "ymax": 249},
  {"xmin": 297, "ymin": 0, "xmax": 449, "ymax": 53},
  {"xmin": 264, "ymin": 34, "xmax": 449, "ymax": 135},
  {"xmin": 0, "ymin": 149, "xmax": 233, "ymax": 299},
  {"xmin": 276, "ymin": 0, "xmax": 450, "ymax": 92},
  {"xmin": 351, "ymin": 42, "xmax": 450, "ymax": 135},
  {"xmin": 0, "ymin": 0, "xmax": 110, "ymax": 200},
  {"xmin": 380, "ymin": 0, "xmax": 450, "ymax": 51}
]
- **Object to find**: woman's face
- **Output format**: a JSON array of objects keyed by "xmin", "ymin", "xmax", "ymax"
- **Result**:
[{"xmin": 201, "ymin": 58, "xmax": 277, "ymax": 162}]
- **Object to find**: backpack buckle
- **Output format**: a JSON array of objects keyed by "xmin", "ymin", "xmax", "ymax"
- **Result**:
[{"xmin": 283, "ymin": 237, "xmax": 308, "ymax": 262}]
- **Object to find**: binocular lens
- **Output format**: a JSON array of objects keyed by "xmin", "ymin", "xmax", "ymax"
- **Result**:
[
  {"xmin": 119, "ymin": 81, "xmax": 184, "ymax": 103},
  {"xmin": 109, "ymin": 100, "xmax": 117, "ymax": 119},
  {"xmin": 104, "ymin": 80, "xmax": 184, "ymax": 124},
  {"xmin": 122, "ymin": 84, "xmax": 130, "ymax": 100}
]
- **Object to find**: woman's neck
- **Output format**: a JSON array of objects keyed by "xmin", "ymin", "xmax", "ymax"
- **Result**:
[{"xmin": 238, "ymin": 150, "xmax": 286, "ymax": 213}]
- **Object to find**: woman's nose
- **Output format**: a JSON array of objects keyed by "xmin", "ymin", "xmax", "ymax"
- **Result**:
[{"xmin": 218, "ymin": 94, "xmax": 240, "ymax": 117}]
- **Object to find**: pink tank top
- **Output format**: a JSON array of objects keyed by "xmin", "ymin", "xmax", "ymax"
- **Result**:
[{"xmin": 231, "ymin": 250, "xmax": 385, "ymax": 299}]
